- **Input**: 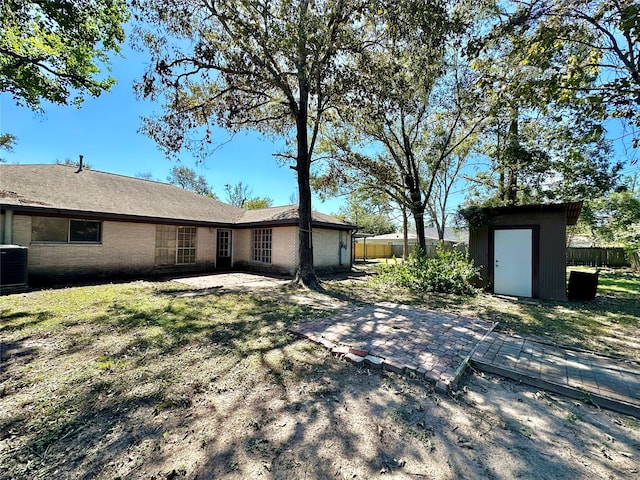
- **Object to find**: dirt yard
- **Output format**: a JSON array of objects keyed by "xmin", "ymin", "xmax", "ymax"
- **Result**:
[{"xmin": 1, "ymin": 276, "xmax": 639, "ymax": 479}]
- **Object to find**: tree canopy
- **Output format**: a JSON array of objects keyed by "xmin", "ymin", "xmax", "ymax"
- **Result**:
[
  {"xmin": 131, "ymin": 0, "xmax": 448, "ymax": 286},
  {"xmin": 224, "ymin": 181, "xmax": 273, "ymax": 209},
  {"xmin": 167, "ymin": 166, "xmax": 216, "ymax": 198},
  {"xmin": 1, "ymin": 0, "xmax": 129, "ymax": 110},
  {"xmin": 463, "ymin": 0, "xmax": 624, "ymax": 207},
  {"xmin": 477, "ymin": 1, "xmax": 639, "ymax": 149}
]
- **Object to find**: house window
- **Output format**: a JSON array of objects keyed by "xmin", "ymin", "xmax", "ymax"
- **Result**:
[
  {"xmin": 155, "ymin": 225, "xmax": 176, "ymax": 265},
  {"xmin": 176, "ymin": 226, "xmax": 197, "ymax": 264},
  {"xmin": 155, "ymin": 225, "xmax": 197, "ymax": 265},
  {"xmin": 252, "ymin": 228, "xmax": 272, "ymax": 264},
  {"xmin": 70, "ymin": 220, "xmax": 101, "ymax": 243},
  {"xmin": 32, "ymin": 217, "xmax": 101, "ymax": 243}
]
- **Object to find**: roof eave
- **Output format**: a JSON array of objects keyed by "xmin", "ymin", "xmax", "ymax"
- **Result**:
[{"xmin": 2, "ymin": 204, "xmax": 235, "ymax": 228}]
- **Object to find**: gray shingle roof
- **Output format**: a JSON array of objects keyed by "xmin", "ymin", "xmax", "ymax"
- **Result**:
[
  {"xmin": 236, "ymin": 204, "xmax": 353, "ymax": 228},
  {"xmin": 0, "ymin": 164, "xmax": 352, "ymax": 228}
]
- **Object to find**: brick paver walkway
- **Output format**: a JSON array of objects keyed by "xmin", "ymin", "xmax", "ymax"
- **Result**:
[
  {"xmin": 472, "ymin": 332, "xmax": 640, "ymax": 417},
  {"xmin": 292, "ymin": 302, "xmax": 640, "ymax": 418},
  {"xmin": 291, "ymin": 302, "xmax": 496, "ymax": 393}
]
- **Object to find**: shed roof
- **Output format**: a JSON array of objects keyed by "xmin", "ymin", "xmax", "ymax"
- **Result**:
[
  {"xmin": 462, "ymin": 201, "xmax": 583, "ymax": 227},
  {"xmin": 0, "ymin": 164, "xmax": 352, "ymax": 229}
]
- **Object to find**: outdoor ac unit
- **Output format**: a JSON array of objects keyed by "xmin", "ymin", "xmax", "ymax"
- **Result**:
[{"xmin": 0, "ymin": 245, "xmax": 28, "ymax": 288}]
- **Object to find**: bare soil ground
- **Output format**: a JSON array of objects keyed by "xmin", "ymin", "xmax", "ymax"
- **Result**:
[{"xmin": 1, "ymin": 275, "xmax": 639, "ymax": 479}]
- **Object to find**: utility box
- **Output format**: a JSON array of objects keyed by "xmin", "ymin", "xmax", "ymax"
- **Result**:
[
  {"xmin": 567, "ymin": 269, "xmax": 599, "ymax": 301},
  {"xmin": 0, "ymin": 245, "xmax": 29, "ymax": 288}
]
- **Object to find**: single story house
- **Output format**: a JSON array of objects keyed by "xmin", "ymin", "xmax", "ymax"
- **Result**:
[
  {"xmin": 0, "ymin": 164, "xmax": 355, "ymax": 286},
  {"xmin": 354, "ymin": 227, "xmax": 468, "ymax": 259},
  {"xmin": 462, "ymin": 201, "xmax": 583, "ymax": 301}
]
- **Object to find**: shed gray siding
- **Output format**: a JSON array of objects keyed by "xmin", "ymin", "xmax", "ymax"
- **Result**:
[{"xmin": 469, "ymin": 210, "xmax": 568, "ymax": 301}]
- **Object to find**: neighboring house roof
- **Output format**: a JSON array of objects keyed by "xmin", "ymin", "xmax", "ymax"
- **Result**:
[
  {"xmin": 357, "ymin": 227, "xmax": 469, "ymax": 244},
  {"xmin": 424, "ymin": 227, "xmax": 469, "ymax": 243},
  {"xmin": 567, "ymin": 234, "xmax": 596, "ymax": 248},
  {"xmin": 0, "ymin": 164, "xmax": 353, "ymax": 229}
]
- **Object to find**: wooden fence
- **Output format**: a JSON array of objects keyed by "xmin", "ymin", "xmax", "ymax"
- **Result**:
[
  {"xmin": 566, "ymin": 247, "xmax": 630, "ymax": 267},
  {"xmin": 354, "ymin": 243, "xmax": 464, "ymax": 260},
  {"xmin": 355, "ymin": 244, "xmax": 631, "ymax": 267}
]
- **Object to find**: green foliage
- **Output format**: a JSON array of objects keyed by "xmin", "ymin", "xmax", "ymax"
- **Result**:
[
  {"xmin": 0, "ymin": 132, "xmax": 16, "ymax": 162},
  {"xmin": 1, "ymin": 0, "xmax": 129, "ymax": 110},
  {"xmin": 374, "ymin": 246, "xmax": 480, "ymax": 295},
  {"xmin": 167, "ymin": 166, "xmax": 216, "ymax": 198},
  {"xmin": 456, "ymin": 204, "xmax": 495, "ymax": 232},
  {"xmin": 244, "ymin": 197, "xmax": 273, "ymax": 210},
  {"xmin": 224, "ymin": 181, "xmax": 272, "ymax": 209},
  {"xmin": 336, "ymin": 189, "xmax": 397, "ymax": 235},
  {"xmin": 467, "ymin": 1, "xmax": 624, "ymax": 206}
]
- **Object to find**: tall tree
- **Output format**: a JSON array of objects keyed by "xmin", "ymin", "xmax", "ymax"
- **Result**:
[
  {"xmin": 501, "ymin": 1, "xmax": 640, "ymax": 150},
  {"xmin": 224, "ymin": 181, "xmax": 273, "ymax": 209},
  {"xmin": 336, "ymin": 190, "xmax": 397, "ymax": 236},
  {"xmin": 318, "ymin": 29, "xmax": 485, "ymax": 250},
  {"xmin": 167, "ymin": 166, "xmax": 216, "ymax": 197},
  {"xmin": 1, "ymin": 0, "xmax": 129, "ymax": 110},
  {"xmin": 466, "ymin": 0, "xmax": 623, "ymax": 205},
  {"xmin": 245, "ymin": 197, "xmax": 273, "ymax": 210},
  {"xmin": 132, "ymin": 0, "xmax": 434, "ymax": 287},
  {"xmin": 427, "ymin": 143, "xmax": 472, "ymax": 240}
]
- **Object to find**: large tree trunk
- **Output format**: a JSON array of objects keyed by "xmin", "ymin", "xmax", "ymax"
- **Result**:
[
  {"xmin": 295, "ymin": 143, "xmax": 318, "ymax": 287},
  {"xmin": 292, "ymin": 0, "xmax": 319, "ymax": 289},
  {"xmin": 505, "ymin": 107, "xmax": 519, "ymax": 205},
  {"xmin": 409, "ymin": 189, "xmax": 427, "ymax": 251}
]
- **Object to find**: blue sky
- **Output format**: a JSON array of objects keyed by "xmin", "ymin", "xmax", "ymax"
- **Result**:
[
  {"xmin": 0, "ymin": 42, "xmax": 345, "ymax": 215},
  {"xmin": 2, "ymin": 36, "xmax": 638, "ymax": 225}
]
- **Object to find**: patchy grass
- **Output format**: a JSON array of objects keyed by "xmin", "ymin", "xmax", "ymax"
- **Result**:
[
  {"xmin": 0, "ymin": 281, "xmax": 326, "ymax": 479},
  {"xmin": 1, "ymin": 272, "xmax": 639, "ymax": 479}
]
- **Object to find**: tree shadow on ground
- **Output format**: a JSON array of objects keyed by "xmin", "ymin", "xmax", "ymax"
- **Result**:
[{"xmin": 1, "ymin": 277, "xmax": 638, "ymax": 479}]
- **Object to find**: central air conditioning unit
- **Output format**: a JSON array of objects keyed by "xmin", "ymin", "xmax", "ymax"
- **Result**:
[{"xmin": 1, "ymin": 245, "xmax": 28, "ymax": 290}]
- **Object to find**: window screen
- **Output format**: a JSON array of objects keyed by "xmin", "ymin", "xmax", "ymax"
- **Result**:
[
  {"xmin": 70, "ymin": 220, "xmax": 101, "ymax": 242},
  {"xmin": 176, "ymin": 226, "xmax": 197, "ymax": 264},
  {"xmin": 252, "ymin": 228, "xmax": 272, "ymax": 264},
  {"xmin": 155, "ymin": 225, "xmax": 197, "ymax": 265},
  {"xmin": 155, "ymin": 225, "xmax": 177, "ymax": 265},
  {"xmin": 32, "ymin": 217, "xmax": 101, "ymax": 243}
]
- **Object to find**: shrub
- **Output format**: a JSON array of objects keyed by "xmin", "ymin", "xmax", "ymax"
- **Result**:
[{"xmin": 374, "ymin": 245, "xmax": 480, "ymax": 295}]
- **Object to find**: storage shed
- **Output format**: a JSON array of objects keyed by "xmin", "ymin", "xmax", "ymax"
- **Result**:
[{"xmin": 463, "ymin": 201, "xmax": 583, "ymax": 301}]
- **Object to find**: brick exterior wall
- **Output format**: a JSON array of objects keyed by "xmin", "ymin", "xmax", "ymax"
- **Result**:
[
  {"xmin": 313, "ymin": 228, "xmax": 351, "ymax": 271},
  {"xmin": 233, "ymin": 226, "xmax": 298, "ymax": 275},
  {"xmin": 234, "ymin": 226, "xmax": 351, "ymax": 275},
  {"xmin": 11, "ymin": 215, "xmax": 216, "ymax": 284},
  {"xmin": 7, "ymin": 214, "xmax": 351, "ymax": 283}
]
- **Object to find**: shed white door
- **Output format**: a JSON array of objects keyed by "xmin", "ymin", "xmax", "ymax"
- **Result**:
[{"xmin": 494, "ymin": 229, "xmax": 533, "ymax": 297}]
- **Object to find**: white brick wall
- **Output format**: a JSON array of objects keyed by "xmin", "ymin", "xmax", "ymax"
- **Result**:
[
  {"xmin": 13, "ymin": 216, "xmax": 216, "ymax": 279},
  {"xmin": 234, "ymin": 225, "xmax": 351, "ymax": 274},
  {"xmin": 233, "ymin": 226, "xmax": 298, "ymax": 275},
  {"xmin": 10, "ymin": 214, "xmax": 350, "ymax": 280},
  {"xmin": 312, "ymin": 228, "xmax": 351, "ymax": 270},
  {"xmin": 197, "ymin": 227, "xmax": 216, "ymax": 264}
]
